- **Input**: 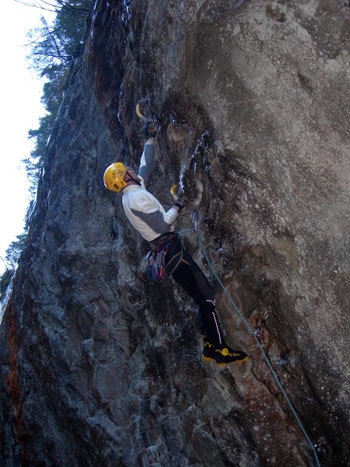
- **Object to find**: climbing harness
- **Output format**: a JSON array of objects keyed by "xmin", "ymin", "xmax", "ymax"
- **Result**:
[
  {"xmin": 165, "ymin": 245, "xmax": 184, "ymax": 275},
  {"xmin": 178, "ymin": 219, "xmax": 321, "ymax": 467},
  {"xmin": 146, "ymin": 244, "xmax": 168, "ymax": 281},
  {"xmin": 147, "ymin": 232, "xmax": 186, "ymax": 279}
]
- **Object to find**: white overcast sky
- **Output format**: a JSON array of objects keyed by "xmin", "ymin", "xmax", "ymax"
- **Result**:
[{"xmin": 0, "ymin": 0, "xmax": 51, "ymax": 275}]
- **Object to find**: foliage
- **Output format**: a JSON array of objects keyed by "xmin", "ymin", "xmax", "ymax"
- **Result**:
[
  {"xmin": 16, "ymin": 0, "xmax": 90, "ymax": 15},
  {"xmin": 0, "ymin": 268, "xmax": 14, "ymax": 301},
  {"xmin": 5, "ymin": 234, "xmax": 27, "ymax": 270},
  {"xmin": 0, "ymin": 233, "xmax": 27, "ymax": 296},
  {"xmin": 1, "ymin": 0, "xmax": 92, "ymax": 285},
  {"xmin": 25, "ymin": 0, "xmax": 91, "ymax": 177}
]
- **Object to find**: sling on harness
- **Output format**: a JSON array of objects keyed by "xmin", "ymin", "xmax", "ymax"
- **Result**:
[
  {"xmin": 146, "ymin": 233, "xmax": 185, "ymax": 280},
  {"xmin": 146, "ymin": 244, "xmax": 168, "ymax": 281}
]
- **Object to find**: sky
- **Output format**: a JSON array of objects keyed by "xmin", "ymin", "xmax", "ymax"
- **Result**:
[{"xmin": 0, "ymin": 0, "xmax": 49, "ymax": 275}]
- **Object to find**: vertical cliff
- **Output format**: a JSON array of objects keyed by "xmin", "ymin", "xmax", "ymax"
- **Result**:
[{"xmin": 1, "ymin": 1, "xmax": 350, "ymax": 465}]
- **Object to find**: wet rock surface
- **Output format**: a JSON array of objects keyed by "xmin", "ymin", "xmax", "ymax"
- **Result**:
[{"xmin": 1, "ymin": 1, "xmax": 350, "ymax": 465}]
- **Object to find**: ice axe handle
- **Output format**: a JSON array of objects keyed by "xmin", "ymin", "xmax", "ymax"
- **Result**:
[
  {"xmin": 170, "ymin": 184, "xmax": 179, "ymax": 200},
  {"xmin": 136, "ymin": 103, "xmax": 147, "ymax": 121}
]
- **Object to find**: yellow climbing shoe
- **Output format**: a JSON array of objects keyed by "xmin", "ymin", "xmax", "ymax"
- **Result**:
[{"xmin": 202, "ymin": 340, "xmax": 249, "ymax": 366}]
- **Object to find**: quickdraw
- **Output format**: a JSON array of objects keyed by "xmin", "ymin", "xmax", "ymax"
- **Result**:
[{"xmin": 146, "ymin": 244, "xmax": 168, "ymax": 281}]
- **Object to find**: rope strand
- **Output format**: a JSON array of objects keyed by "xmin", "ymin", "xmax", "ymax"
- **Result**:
[{"xmin": 179, "ymin": 227, "xmax": 321, "ymax": 467}]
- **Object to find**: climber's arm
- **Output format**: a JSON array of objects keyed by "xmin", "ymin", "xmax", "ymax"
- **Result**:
[{"xmin": 138, "ymin": 138, "xmax": 156, "ymax": 188}]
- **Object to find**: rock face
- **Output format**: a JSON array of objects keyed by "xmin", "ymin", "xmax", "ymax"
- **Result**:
[{"xmin": 1, "ymin": 1, "xmax": 350, "ymax": 465}]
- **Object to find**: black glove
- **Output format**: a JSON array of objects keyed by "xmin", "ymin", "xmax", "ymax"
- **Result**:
[
  {"xmin": 172, "ymin": 200, "xmax": 185, "ymax": 211},
  {"xmin": 143, "ymin": 120, "xmax": 158, "ymax": 139}
]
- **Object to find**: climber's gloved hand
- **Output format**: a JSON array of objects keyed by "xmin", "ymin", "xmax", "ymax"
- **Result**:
[
  {"xmin": 172, "ymin": 199, "xmax": 185, "ymax": 212},
  {"xmin": 143, "ymin": 120, "xmax": 158, "ymax": 139}
]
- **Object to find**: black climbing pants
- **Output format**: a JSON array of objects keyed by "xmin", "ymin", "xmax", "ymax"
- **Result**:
[{"xmin": 152, "ymin": 233, "xmax": 224, "ymax": 346}]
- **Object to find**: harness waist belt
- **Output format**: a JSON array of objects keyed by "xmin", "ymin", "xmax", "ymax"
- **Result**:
[{"xmin": 150, "ymin": 232, "xmax": 178, "ymax": 250}]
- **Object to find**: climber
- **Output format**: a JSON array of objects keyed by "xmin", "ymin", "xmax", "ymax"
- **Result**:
[{"xmin": 103, "ymin": 121, "xmax": 248, "ymax": 366}]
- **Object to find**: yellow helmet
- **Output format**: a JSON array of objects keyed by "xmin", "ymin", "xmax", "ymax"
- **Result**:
[{"xmin": 103, "ymin": 162, "xmax": 128, "ymax": 192}]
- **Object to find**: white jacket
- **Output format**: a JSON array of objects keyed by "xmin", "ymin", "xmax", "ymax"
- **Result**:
[{"xmin": 121, "ymin": 142, "xmax": 179, "ymax": 242}]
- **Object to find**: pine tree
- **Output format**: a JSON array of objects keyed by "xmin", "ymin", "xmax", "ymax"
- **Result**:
[{"xmin": 1, "ymin": 1, "xmax": 92, "ymax": 286}]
